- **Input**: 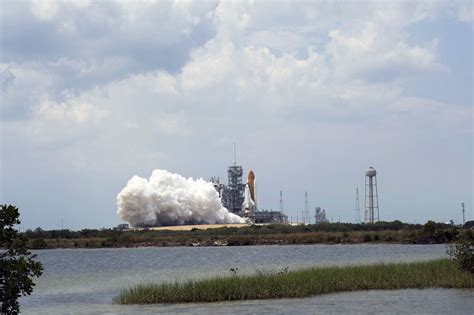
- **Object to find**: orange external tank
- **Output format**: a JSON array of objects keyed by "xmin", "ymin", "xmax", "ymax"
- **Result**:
[{"xmin": 247, "ymin": 170, "xmax": 255, "ymax": 202}]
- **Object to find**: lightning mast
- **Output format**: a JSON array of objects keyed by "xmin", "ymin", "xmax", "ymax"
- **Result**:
[
  {"xmin": 304, "ymin": 191, "xmax": 309, "ymax": 224},
  {"xmin": 279, "ymin": 189, "xmax": 284, "ymax": 213},
  {"xmin": 355, "ymin": 187, "xmax": 361, "ymax": 223},
  {"xmin": 233, "ymin": 142, "xmax": 236, "ymax": 166},
  {"xmin": 462, "ymin": 202, "xmax": 465, "ymax": 225}
]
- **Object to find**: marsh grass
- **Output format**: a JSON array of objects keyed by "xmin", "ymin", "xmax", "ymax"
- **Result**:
[{"xmin": 114, "ymin": 259, "xmax": 473, "ymax": 304}]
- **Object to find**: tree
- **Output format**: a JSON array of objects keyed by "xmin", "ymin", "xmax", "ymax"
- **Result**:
[
  {"xmin": 423, "ymin": 220, "xmax": 437, "ymax": 238},
  {"xmin": 447, "ymin": 233, "xmax": 474, "ymax": 274},
  {"xmin": 1, "ymin": 204, "xmax": 43, "ymax": 314}
]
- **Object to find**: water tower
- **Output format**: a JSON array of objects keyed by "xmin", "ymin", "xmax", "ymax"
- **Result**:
[{"xmin": 364, "ymin": 167, "xmax": 379, "ymax": 223}]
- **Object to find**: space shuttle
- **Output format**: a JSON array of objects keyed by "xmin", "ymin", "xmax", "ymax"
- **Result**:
[{"xmin": 242, "ymin": 170, "xmax": 256, "ymax": 215}]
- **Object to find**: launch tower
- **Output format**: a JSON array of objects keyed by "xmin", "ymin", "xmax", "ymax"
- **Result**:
[{"xmin": 220, "ymin": 144, "xmax": 245, "ymax": 214}]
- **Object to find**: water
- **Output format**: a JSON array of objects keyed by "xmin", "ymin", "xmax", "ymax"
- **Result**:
[{"xmin": 20, "ymin": 244, "xmax": 473, "ymax": 314}]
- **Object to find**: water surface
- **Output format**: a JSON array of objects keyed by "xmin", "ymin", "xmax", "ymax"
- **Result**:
[{"xmin": 20, "ymin": 244, "xmax": 473, "ymax": 314}]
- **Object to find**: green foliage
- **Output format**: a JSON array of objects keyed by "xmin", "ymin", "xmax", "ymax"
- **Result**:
[
  {"xmin": 114, "ymin": 259, "xmax": 473, "ymax": 304},
  {"xmin": 22, "ymin": 221, "xmax": 425, "ymax": 241},
  {"xmin": 420, "ymin": 220, "xmax": 460, "ymax": 243},
  {"xmin": 1, "ymin": 205, "xmax": 43, "ymax": 314},
  {"xmin": 423, "ymin": 220, "xmax": 437, "ymax": 237},
  {"xmin": 19, "ymin": 220, "xmax": 468, "ymax": 248},
  {"xmin": 447, "ymin": 235, "xmax": 474, "ymax": 273},
  {"xmin": 464, "ymin": 220, "xmax": 474, "ymax": 229}
]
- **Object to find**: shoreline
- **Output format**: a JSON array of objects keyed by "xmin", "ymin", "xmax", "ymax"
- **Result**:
[
  {"xmin": 23, "ymin": 222, "xmax": 470, "ymax": 249},
  {"xmin": 27, "ymin": 231, "xmax": 464, "ymax": 249},
  {"xmin": 30, "ymin": 241, "xmax": 452, "ymax": 250}
]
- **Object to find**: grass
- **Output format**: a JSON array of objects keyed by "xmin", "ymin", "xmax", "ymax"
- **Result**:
[{"xmin": 114, "ymin": 259, "xmax": 473, "ymax": 304}]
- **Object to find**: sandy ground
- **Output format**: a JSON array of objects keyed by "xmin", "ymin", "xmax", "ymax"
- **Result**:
[{"xmin": 129, "ymin": 223, "xmax": 249, "ymax": 231}]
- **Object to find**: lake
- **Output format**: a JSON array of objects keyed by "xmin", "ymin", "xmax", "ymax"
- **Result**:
[{"xmin": 20, "ymin": 244, "xmax": 473, "ymax": 314}]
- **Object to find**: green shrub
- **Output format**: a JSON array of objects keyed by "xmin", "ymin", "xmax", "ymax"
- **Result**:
[{"xmin": 447, "ymin": 237, "xmax": 473, "ymax": 273}]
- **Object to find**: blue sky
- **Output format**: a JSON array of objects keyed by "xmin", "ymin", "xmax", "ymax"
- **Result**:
[{"xmin": 1, "ymin": 0, "xmax": 472, "ymax": 229}]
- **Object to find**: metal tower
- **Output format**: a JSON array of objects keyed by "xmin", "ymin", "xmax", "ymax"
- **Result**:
[
  {"xmin": 304, "ymin": 191, "xmax": 309, "ymax": 224},
  {"xmin": 221, "ymin": 143, "xmax": 245, "ymax": 213},
  {"xmin": 355, "ymin": 187, "xmax": 361, "ymax": 223},
  {"xmin": 461, "ymin": 202, "xmax": 465, "ymax": 225},
  {"xmin": 233, "ymin": 142, "xmax": 237, "ymax": 166},
  {"xmin": 279, "ymin": 189, "xmax": 284, "ymax": 213},
  {"xmin": 364, "ymin": 167, "xmax": 379, "ymax": 223}
]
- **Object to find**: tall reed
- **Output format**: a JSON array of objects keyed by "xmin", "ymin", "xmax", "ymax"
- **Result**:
[{"xmin": 114, "ymin": 259, "xmax": 473, "ymax": 304}]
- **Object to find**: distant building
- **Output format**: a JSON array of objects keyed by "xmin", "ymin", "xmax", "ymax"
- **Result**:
[
  {"xmin": 251, "ymin": 209, "xmax": 288, "ymax": 224},
  {"xmin": 115, "ymin": 223, "xmax": 129, "ymax": 230},
  {"xmin": 314, "ymin": 207, "xmax": 329, "ymax": 224}
]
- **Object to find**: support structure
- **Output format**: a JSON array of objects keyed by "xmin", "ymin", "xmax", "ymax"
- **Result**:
[
  {"xmin": 314, "ymin": 207, "xmax": 328, "ymax": 223},
  {"xmin": 218, "ymin": 144, "xmax": 245, "ymax": 214},
  {"xmin": 364, "ymin": 167, "xmax": 379, "ymax": 223}
]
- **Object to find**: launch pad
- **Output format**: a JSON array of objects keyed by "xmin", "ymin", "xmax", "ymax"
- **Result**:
[
  {"xmin": 131, "ymin": 223, "xmax": 249, "ymax": 231},
  {"xmin": 210, "ymin": 145, "xmax": 288, "ymax": 224}
]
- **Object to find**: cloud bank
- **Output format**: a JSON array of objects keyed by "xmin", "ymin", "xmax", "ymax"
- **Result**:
[
  {"xmin": 117, "ymin": 169, "xmax": 245, "ymax": 227},
  {"xmin": 1, "ymin": 0, "xmax": 472, "ymax": 228}
]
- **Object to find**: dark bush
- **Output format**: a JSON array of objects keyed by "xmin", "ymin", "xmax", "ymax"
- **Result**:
[
  {"xmin": 447, "ymin": 237, "xmax": 473, "ymax": 273},
  {"xmin": 1, "ymin": 205, "xmax": 43, "ymax": 313}
]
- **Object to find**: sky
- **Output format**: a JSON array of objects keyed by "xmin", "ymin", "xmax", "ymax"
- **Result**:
[{"xmin": 1, "ymin": 0, "xmax": 472, "ymax": 230}]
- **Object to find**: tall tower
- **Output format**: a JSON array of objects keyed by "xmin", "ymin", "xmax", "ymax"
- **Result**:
[
  {"xmin": 222, "ymin": 143, "xmax": 245, "ymax": 213},
  {"xmin": 355, "ymin": 187, "xmax": 361, "ymax": 223},
  {"xmin": 461, "ymin": 202, "xmax": 465, "ymax": 225},
  {"xmin": 304, "ymin": 191, "xmax": 309, "ymax": 224},
  {"xmin": 279, "ymin": 189, "xmax": 284, "ymax": 213},
  {"xmin": 364, "ymin": 167, "xmax": 379, "ymax": 223}
]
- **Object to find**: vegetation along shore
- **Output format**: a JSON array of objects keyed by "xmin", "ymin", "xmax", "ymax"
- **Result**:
[
  {"xmin": 114, "ymin": 259, "xmax": 473, "ymax": 304},
  {"xmin": 24, "ymin": 220, "xmax": 473, "ymax": 249}
]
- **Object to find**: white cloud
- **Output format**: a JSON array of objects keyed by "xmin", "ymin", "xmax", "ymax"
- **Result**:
[
  {"xmin": 14, "ymin": 0, "xmax": 466, "ymax": 148},
  {"xmin": 33, "ymin": 99, "xmax": 106, "ymax": 124},
  {"xmin": 31, "ymin": 0, "xmax": 59, "ymax": 20},
  {"xmin": 1, "ymin": 64, "xmax": 56, "ymax": 113},
  {"xmin": 457, "ymin": 2, "xmax": 473, "ymax": 22},
  {"xmin": 179, "ymin": 39, "xmax": 236, "ymax": 91},
  {"xmin": 24, "ymin": 98, "xmax": 108, "ymax": 148},
  {"xmin": 1, "ymin": 0, "xmax": 472, "ymax": 228}
]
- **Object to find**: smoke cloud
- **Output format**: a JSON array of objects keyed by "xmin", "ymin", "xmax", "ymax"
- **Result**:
[{"xmin": 117, "ymin": 169, "xmax": 245, "ymax": 227}]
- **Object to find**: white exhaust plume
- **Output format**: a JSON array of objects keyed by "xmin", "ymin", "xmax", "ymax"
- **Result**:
[{"xmin": 117, "ymin": 169, "xmax": 245, "ymax": 227}]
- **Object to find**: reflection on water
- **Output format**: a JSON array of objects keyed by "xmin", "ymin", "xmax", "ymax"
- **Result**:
[{"xmin": 20, "ymin": 244, "xmax": 473, "ymax": 314}]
